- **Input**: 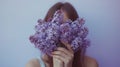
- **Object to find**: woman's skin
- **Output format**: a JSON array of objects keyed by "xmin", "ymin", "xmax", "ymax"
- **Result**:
[
  {"xmin": 26, "ymin": 55, "xmax": 98, "ymax": 67},
  {"xmin": 26, "ymin": 10, "xmax": 98, "ymax": 67},
  {"xmin": 26, "ymin": 41, "xmax": 98, "ymax": 67},
  {"xmin": 51, "ymin": 40, "xmax": 74, "ymax": 67}
]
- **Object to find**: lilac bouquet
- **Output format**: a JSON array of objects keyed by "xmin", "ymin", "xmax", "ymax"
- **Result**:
[{"xmin": 29, "ymin": 10, "xmax": 90, "ymax": 56}]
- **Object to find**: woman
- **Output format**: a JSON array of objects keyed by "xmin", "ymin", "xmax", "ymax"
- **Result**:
[{"xmin": 26, "ymin": 2, "xmax": 98, "ymax": 67}]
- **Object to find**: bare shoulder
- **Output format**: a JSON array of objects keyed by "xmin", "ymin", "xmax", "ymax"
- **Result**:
[
  {"xmin": 25, "ymin": 58, "xmax": 40, "ymax": 67},
  {"xmin": 84, "ymin": 56, "xmax": 99, "ymax": 67}
]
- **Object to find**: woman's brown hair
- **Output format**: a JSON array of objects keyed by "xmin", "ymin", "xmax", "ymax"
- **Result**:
[
  {"xmin": 44, "ymin": 2, "xmax": 86, "ymax": 67},
  {"xmin": 44, "ymin": 2, "xmax": 79, "ymax": 21}
]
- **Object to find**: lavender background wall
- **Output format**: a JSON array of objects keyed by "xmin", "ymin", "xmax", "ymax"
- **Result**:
[{"xmin": 0, "ymin": 0, "xmax": 120, "ymax": 67}]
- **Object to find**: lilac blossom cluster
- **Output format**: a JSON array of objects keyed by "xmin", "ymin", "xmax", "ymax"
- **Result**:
[{"xmin": 29, "ymin": 10, "xmax": 90, "ymax": 55}]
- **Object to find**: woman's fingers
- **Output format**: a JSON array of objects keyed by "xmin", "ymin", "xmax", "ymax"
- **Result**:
[
  {"xmin": 41, "ymin": 54, "xmax": 49, "ymax": 63},
  {"xmin": 57, "ymin": 47, "xmax": 73, "ymax": 57},
  {"xmin": 53, "ymin": 57, "xmax": 64, "ymax": 67},
  {"xmin": 51, "ymin": 41, "xmax": 75, "ymax": 67},
  {"xmin": 61, "ymin": 40, "xmax": 74, "ymax": 53},
  {"xmin": 53, "ymin": 55, "xmax": 65, "ymax": 62},
  {"xmin": 52, "ymin": 43, "xmax": 74, "ymax": 67},
  {"xmin": 52, "ymin": 49, "xmax": 74, "ymax": 62},
  {"xmin": 52, "ymin": 50, "xmax": 67, "ymax": 58},
  {"xmin": 52, "ymin": 51, "xmax": 74, "ymax": 66},
  {"xmin": 41, "ymin": 54, "xmax": 53, "ymax": 67}
]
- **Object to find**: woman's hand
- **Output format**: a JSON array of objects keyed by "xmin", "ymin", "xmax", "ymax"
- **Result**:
[
  {"xmin": 41, "ymin": 54, "xmax": 53, "ymax": 67},
  {"xmin": 52, "ymin": 41, "xmax": 74, "ymax": 67}
]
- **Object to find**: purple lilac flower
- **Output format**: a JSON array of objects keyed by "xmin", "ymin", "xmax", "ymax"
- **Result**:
[{"xmin": 29, "ymin": 10, "xmax": 90, "ymax": 56}]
